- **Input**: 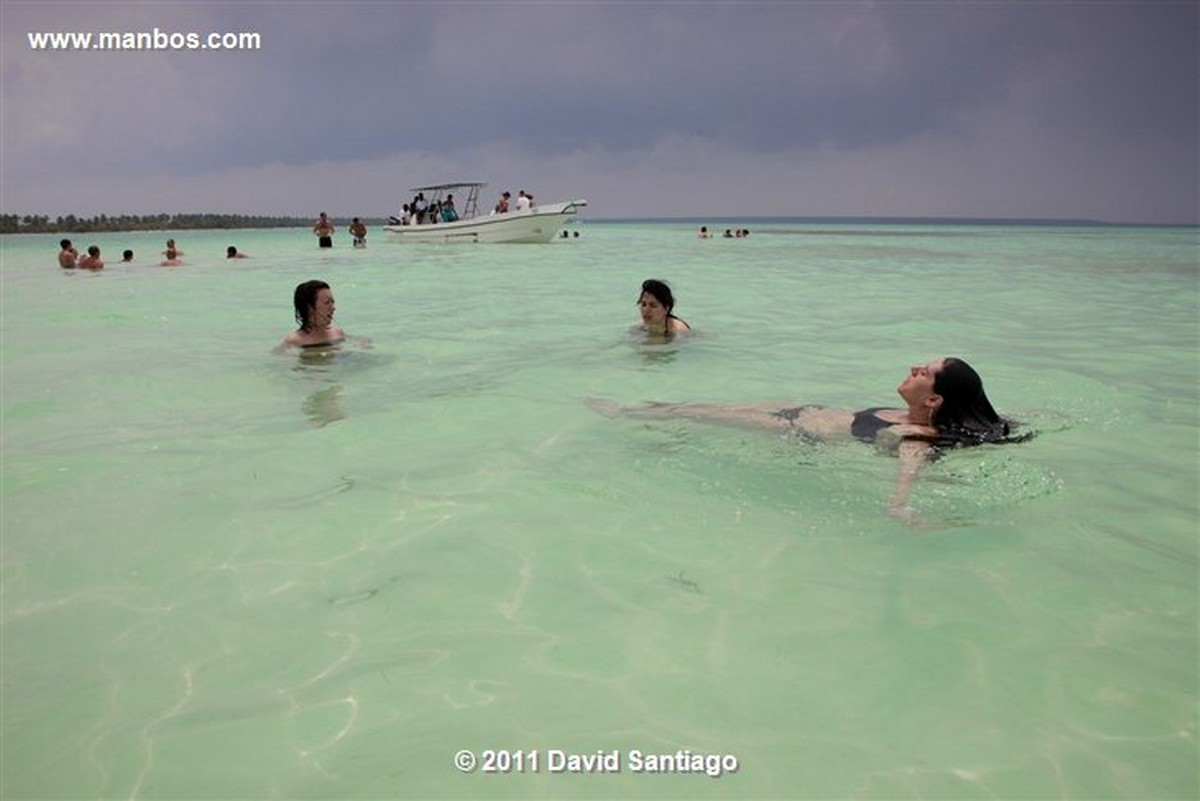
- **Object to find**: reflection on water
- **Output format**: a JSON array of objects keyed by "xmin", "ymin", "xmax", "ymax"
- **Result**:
[
  {"xmin": 288, "ymin": 345, "xmax": 365, "ymax": 427},
  {"xmin": 289, "ymin": 346, "xmax": 344, "ymax": 426},
  {"xmin": 301, "ymin": 383, "xmax": 345, "ymax": 427},
  {"xmin": 638, "ymin": 342, "xmax": 679, "ymax": 365},
  {"xmin": 631, "ymin": 328, "xmax": 687, "ymax": 364}
]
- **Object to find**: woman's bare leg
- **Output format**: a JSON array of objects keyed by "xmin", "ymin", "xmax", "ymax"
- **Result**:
[{"xmin": 586, "ymin": 398, "xmax": 791, "ymax": 431}]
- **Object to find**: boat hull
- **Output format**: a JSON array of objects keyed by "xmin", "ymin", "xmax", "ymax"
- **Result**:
[{"xmin": 383, "ymin": 200, "xmax": 586, "ymax": 244}]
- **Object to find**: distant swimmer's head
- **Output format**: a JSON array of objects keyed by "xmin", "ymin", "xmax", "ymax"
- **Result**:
[
  {"xmin": 294, "ymin": 279, "xmax": 335, "ymax": 332},
  {"xmin": 87, "ymin": 245, "xmax": 100, "ymax": 257},
  {"xmin": 638, "ymin": 279, "xmax": 677, "ymax": 327},
  {"xmin": 227, "ymin": 246, "xmax": 238, "ymax": 258},
  {"xmin": 122, "ymin": 250, "xmax": 133, "ymax": 261},
  {"xmin": 60, "ymin": 239, "xmax": 73, "ymax": 250}
]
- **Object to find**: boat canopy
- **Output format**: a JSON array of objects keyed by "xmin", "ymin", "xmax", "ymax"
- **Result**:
[
  {"xmin": 406, "ymin": 182, "xmax": 487, "ymax": 220},
  {"xmin": 408, "ymin": 182, "xmax": 487, "ymax": 193}
]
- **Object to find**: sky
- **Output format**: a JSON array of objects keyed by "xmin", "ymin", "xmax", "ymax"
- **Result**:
[{"xmin": 2, "ymin": 1, "xmax": 1197, "ymax": 224}]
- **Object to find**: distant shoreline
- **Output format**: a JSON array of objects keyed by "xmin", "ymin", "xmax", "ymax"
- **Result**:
[{"xmin": 0, "ymin": 213, "xmax": 389, "ymax": 236}]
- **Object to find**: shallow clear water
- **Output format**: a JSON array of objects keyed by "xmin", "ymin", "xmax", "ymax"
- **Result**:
[{"xmin": 2, "ymin": 222, "xmax": 1197, "ymax": 799}]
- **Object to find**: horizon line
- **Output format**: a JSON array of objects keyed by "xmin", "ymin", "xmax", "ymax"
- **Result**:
[{"xmin": 3, "ymin": 212, "xmax": 1197, "ymax": 229}]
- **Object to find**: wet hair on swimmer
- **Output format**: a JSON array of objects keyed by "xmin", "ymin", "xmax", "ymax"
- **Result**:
[
  {"xmin": 293, "ymin": 279, "xmax": 330, "ymax": 332},
  {"xmin": 639, "ymin": 279, "xmax": 675, "ymax": 312},
  {"xmin": 931, "ymin": 357, "xmax": 1031, "ymax": 447}
]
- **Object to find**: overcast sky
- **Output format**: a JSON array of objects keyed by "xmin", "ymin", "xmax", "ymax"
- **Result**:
[{"xmin": 2, "ymin": 1, "xmax": 1197, "ymax": 224}]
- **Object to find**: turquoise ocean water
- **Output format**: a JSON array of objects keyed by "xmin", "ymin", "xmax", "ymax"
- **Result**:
[{"xmin": 2, "ymin": 221, "xmax": 1197, "ymax": 799}]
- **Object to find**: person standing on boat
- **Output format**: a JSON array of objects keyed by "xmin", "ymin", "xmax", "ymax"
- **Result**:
[
  {"xmin": 493, "ymin": 191, "xmax": 510, "ymax": 214},
  {"xmin": 442, "ymin": 195, "xmax": 459, "ymax": 222},
  {"xmin": 313, "ymin": 212, "xmax": 335, "ymax": 248},
  {"xmin": 515, "ymin": 190, "xmax": 531, "ymax": 211}
]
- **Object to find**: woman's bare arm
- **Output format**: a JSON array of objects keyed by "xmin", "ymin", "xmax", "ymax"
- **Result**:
[{"xmin": 889, "ymin": 438, "xmax": 931, "ymax": 524}]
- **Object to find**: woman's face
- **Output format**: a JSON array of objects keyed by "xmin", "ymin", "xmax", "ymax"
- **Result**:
[
  {"xmin": 310, "ymin": 288, "xmax": 335, "ymax": 328},
  {"xmin": 639, "ymin": 291, "xmax": 669, "ymax": 327},
  {"xmin": 898, "ymin": 358, "xmax": 945, "ymax": 405}
]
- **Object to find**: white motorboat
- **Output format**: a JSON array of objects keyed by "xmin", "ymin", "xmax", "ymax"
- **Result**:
[{"xmin": 384, "ymin": 182, "xmax": 587, "ymax": 243}]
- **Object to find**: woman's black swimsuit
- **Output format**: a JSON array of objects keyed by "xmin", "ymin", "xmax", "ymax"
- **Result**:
[
  {"xmin": 773, "ymin": 405, "xmax": 896, "ymax": 443},
  {"xmin": 850, "ymin": 407, "xmax": 894, "ymax": 443}
]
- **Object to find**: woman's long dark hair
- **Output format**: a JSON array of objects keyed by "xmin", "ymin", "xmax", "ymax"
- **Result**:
[
  {"xmin": 931, "ymin": 357, "xmax": 1030, "ymax": 447},
  {"xmin": 293, "ymin": 280, "xmax": 329, "ymax": 332}
]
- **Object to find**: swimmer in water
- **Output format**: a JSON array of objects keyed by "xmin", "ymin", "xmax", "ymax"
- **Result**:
[
  {"xmin": 636, "ymin": 279, "xmax": 691, "ymax": 338},
  {"xmin": 58, "ymin": 239, "xmax": 78, "ymax": 268},
  {"xmin": 348, "ymin": 217, "xmax": 367, "ymax": 248},
  {"xmin": 313, "ymin": 212, "xmax": 334, "ymax": 248},
  {"xmin": 277, "ymin": 279, "xmax": 346, "ymax": 350},
  {"xmin": 77, "ymin": 244, "xmax": 104, "ymax": 270},
  {"xmin": 588, "ymin": 357, "xmax": 1029, "ymax": 523}
]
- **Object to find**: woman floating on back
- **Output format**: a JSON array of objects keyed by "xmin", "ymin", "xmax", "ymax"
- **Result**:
[{"xmin": 589, "ymin": 357, "xmax": 1028, "ymax": 523}]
